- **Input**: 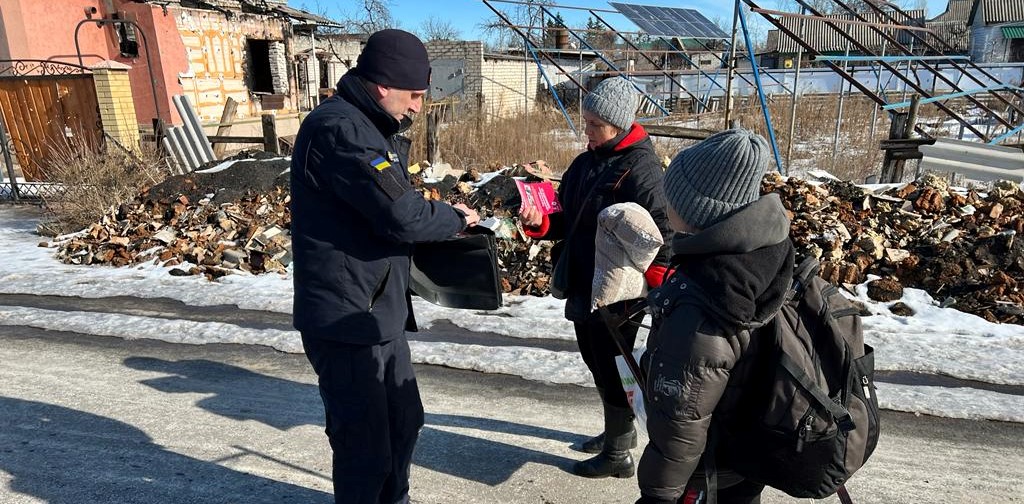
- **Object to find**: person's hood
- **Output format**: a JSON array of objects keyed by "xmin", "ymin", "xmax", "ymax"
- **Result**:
[
  {"xmin": 672, "ymin": 193, "xmax": 791, "ymax": 256},
  {"xmin": 336, "ymin": 70, "xmax": 412, "ymax": 137},
  {"xmin": 671, "ymin": 193, "xmax": 794, "ymax": 329}
]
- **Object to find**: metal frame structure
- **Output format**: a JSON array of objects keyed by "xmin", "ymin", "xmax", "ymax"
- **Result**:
[
  {"xmin": 482, "ymin": 0, "xmax": 798, "ymax": 133},
  {"xmin": 751, "ymin": 0, "xmax": 1024, "ymax": 145}
]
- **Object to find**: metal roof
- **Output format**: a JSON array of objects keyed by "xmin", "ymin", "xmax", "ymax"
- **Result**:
[
  {"xmin": 1001, "ymin": 23, "xmax": 1024, "ymax": 37},
  {"xmin": 273, "ymin": 5, "xmax": 343, "ymax": 27},
  {"xmin": 969, "ymin": 0, "xmax": 1024, "ymax": 25},
  {"xmin": 768, "ymin": 9, "xmax": 926, "ymax": 54},
  {"xmin": 927, "ymin": 0, "xmax": 974, "ymax": 51}
]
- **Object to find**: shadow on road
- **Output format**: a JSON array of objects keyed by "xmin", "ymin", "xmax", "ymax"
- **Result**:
[
  {"xmin": 0, "ymin": 396, "xmax": 332, "ymax": 504},
  {"xmin": 123, "ymin": 356, "xmax": 583, "ymax": 485}
]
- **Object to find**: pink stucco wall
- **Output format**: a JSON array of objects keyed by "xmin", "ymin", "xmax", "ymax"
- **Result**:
[
  {"xmin": 0, "ymin": 0, "xmax": 188, "ymax": 126},
  {"xmin": 0, "ymin": 0, "xmax": 113, "ymax": 64}
]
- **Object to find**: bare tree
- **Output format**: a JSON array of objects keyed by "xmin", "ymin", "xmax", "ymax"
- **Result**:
[
  {"xmin": 350, "ymin": 0, "xmax": 395, "ymax": 34},
  {"xmin": 304, "ymin": 0, "xmax": 396, "ymax": 35},
  {"xmin": 420, "ymin": 16, "xmax": 461, "ymax": 42},
  {"xmin": 480, "ymin": 0, "xmax": 555, "ymax": 49}
]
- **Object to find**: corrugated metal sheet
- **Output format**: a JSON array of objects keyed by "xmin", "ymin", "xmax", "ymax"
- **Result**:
[
  {"xmin": 1001, "ymin": 24, "xmax": 1024, "ymax": 37},
  {"xmin": 979, "ymin": 0, "xmax": 1024, "ymax": 24},
  {"xmin": 919, "ymin": 138, "xmax": 1024, "ymax": 182},
  {"xmin": 927, "ymin": 0, "xmax": 973, "ymax": 51},
  {"xmin": 771, "ymin": 9, "xmax": 925, "ymax": 54}
]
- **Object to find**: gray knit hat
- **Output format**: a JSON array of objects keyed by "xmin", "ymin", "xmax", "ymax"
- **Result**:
[
  {"xmin": 582, "ymin": 77, "xmax": 638, "ymax": 131},
  {"xmin": 663, "ymin": 128, "xmax": 771, "ymax": 230}
]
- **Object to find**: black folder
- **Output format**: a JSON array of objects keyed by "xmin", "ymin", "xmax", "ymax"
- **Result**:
[{"xmin": 409, "ymin": 230, "xmax": 503, "ymax": 310}]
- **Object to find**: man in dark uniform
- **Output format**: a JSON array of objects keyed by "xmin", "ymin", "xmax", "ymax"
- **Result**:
[{"xmin": 290, "ymin": 29, "xmax": 480, "ymax": 504}]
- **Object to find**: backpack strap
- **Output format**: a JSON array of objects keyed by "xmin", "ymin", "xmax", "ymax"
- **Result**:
[
  {"xmin": 837, "ymin": 484, "xmax": 855, "ymax": 504},
  {"xmin": 703, "ymin": 422, "xmax": 719, "ymax": 504},
  {"xmin": 778, "ymin": 350, "xmax": 856, "ymax": 433}
]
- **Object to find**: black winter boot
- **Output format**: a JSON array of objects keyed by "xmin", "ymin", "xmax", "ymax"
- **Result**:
[{"xmin": 573, "ymin": 403, "xmax": 636, "ymax": 478}]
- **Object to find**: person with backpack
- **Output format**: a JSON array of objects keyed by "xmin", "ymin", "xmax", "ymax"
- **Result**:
[
  {"xmin": 635, "ymin": 129, "xmax": 795, "ymax": 504},
  {"xmin": 520, "ymin": 76, "xmax": 673, "ymax": 479}
]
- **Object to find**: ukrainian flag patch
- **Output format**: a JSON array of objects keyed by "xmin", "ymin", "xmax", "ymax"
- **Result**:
[{"xmin": 371, "ymin": 156, "xmax": 391, "ymax": 171}]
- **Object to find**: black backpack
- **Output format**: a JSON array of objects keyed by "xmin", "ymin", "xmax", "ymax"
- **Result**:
[{"xmin": 717, "ymin": 258, "xmax": 881, "ymax": 501}]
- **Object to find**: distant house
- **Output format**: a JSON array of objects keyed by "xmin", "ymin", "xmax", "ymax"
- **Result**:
[
  {"xmin": 927, "ymin": 0, "xmax": 974, "ymax": 53},
  {"xmin": 763, "ymin": 9, "xmax": 926, "ymax": 69},
  {"xmin": 968, "ymin": 0, "xmax": 1024, "ymax": 62}
]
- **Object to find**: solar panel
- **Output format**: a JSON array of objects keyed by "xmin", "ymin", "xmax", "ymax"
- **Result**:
[{"xmin": 610, "ymin": 2, "xmax": 729, "ymax": 39}]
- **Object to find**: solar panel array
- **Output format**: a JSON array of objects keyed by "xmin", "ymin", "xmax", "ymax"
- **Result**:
[{"xmin": 610, "ymin": 2, "xmax": 729, "ymax": 39}]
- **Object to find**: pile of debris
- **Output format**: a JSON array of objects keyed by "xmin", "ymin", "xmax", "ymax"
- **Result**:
[
  {"xmin": 421, "ymin": 162, "xmax": 557, "ymax": 296},
  {"xmin": 767, "ymin": 172, "xmax": 1024, "ymax": 324},
  {"xmin": 51, "ymin": 155, "xmax": 557, "ymax": 293},
  {"xmin": 50, "ymin": 148, "xmax": 1024, "ymax": 325},
  {"xmin": 54, "ymin": 155, "xmax": 292, "ymax": 280}
]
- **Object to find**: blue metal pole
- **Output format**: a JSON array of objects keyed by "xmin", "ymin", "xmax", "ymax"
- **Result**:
[
  {"xmin": 738, "ymin": 1, "xmax": 784, "ymax": 173},
  {"xmin": 883, "ymin": 84, "xmax": 1020, "ymax": 110},
  {"xmin": 542, "ymin": 7, "xmax": 670, "ymax": 116},
  {"xmin": 990, "ymin": 122, "xmax": 1024, "ymax": 145},
  {"xmin": 814, "ymin": 55, "xmax": 971, "ymax": 63},
  {"xmin": 525, "ymin": 41, "xmax": 578, "ymax": 136}
]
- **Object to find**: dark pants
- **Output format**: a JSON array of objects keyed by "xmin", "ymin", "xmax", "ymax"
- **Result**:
[
  {"xmin": 302, "ymin": 334, "xmax": 424, "ymax": 504},
  {"xmin": 574, "ymin": 303, "xmax": 644, "ymax": 409},
  {"xmin": 636, "ymin": 478, "xmax": 764, "ymax": 504}
]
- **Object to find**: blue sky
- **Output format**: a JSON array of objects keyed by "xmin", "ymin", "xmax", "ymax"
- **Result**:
[{"xmin": 290, "ymin": 0, "xmax": 951, "ymax": 43}]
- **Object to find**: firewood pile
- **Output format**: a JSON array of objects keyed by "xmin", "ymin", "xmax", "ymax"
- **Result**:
[
  {"xmin": 765, "ymin": 172, "xmax": 1024, "ymax": 324},
  {"xmin": 48, "ymin": 149, "xmax": 1024, "ymax": 324}
]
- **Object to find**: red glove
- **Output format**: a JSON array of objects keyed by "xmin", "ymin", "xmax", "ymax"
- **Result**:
[
  {"xmin": 645, "ymin": 265, "xmax": 673, "ymax": 288},
  {"xmin": 522, "ymin": 213, "xmax": 550, "ymax": 239}
]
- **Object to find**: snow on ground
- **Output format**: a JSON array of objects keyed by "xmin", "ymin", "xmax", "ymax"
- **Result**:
[{"xmin": 2, "ymin": 207, "xmax": 1023, "ymax": 422}]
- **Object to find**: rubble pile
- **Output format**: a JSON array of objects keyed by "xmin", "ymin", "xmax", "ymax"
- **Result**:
[
  {"xmin": 49, "ymin": 148, "xmax": 1024, "ymax": 324},
  {"xmin": 766, "ymin": 172, "xmax": 1024, "ymax": 324},
  {"xmin": 54, "ymin": 156, "xmax": 292, "ymax": 280}
]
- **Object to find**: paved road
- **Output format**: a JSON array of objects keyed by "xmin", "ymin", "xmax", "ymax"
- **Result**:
[{"xmin": 0, "ymin": 296, "xmax": 1023, "ymax": 503}]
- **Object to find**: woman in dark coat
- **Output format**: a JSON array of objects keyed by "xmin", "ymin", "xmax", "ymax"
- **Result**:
[{"xmin": 520, "ymin": 77, "xmax": 673, "ymax": 479}]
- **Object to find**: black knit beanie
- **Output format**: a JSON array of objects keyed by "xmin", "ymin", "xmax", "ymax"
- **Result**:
[{"xmin": 354, "ymin": 29, "xmax": 431, "ymax": 90}]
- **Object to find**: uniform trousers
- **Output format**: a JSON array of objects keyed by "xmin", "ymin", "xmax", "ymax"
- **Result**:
[{"xmin": 303, "ymin": 334, "xmax": 424, "ymax": 504}]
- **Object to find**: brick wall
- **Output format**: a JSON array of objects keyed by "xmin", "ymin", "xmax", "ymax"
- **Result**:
[
  {"xmin": 269, "ymin": 40, "xmax": 288, "ymax": 94},
  {"xmin": 426, "ymin": 41, "xmax": 484, "ymax": 111},
  {"xmin": 481, "ymin": 57, "xmax": 539, "ymax": 118},
  {"xmin": 92, "ymin": 61, "xmax": 141, "ymax": 150}
]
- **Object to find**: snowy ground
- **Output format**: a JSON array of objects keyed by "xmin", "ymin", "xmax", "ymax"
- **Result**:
[{"xmin": 1, "ymin": 207, "xmax": 1022, "ymax": 423}]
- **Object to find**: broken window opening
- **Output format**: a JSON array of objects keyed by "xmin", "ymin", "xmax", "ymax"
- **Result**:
[
  {"xmin": 247, "ymin": 39, "xmax": 274, "ymax": 94},
  {"xmin": 318, "ymin": 55, "xmax": 330, "ymax": 89},
  {"xmin": 113, "ymin": 13, "xmax": 139, "ymax": 58}
]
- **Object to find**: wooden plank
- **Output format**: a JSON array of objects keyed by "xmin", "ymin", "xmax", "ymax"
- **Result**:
[
  {"xmin": 27, "ymin": 81, "xmax": 61, "ymax": 179},
  {"xmin": 207, "ymin": 135, "xmax": 265, "ymax": 144},
  {"xmin": 0, "ymin": 85, "xmax": 29, "ymax": 175},
  {"xmin": 261, "ymin": 113, "xmax": 279, "ymax": 155},
  {"xmin": 5, "ymin": 81, "xmax": 37, "ymax": 178},
  {"xmin": 643, "ymin": 124, "xmax": 717, "ymax": 140},
  {"xmin": 879, "ymin": 138, "xmax": 935, "ymax": 150},
  {"xmin": 212, "ymin": 97, "xmax": 238, "ymax": 158}
]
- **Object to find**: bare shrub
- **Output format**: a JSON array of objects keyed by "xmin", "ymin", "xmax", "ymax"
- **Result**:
[
  {"xmin": 730, "ymin": 93, "xmax": 888, "ymax": 182},
  {"xmin": 40, "ymin": 136, "xmax": 170, "ymax": 235},
  {"xmin": 407, "ymin": 104, "xmax": 583, "ymax": 174}
]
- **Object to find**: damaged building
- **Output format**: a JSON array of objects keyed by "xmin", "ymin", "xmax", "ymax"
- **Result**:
[{"xmin": 0, "ymin": 0, "xmax": 359, "ymax": 129}]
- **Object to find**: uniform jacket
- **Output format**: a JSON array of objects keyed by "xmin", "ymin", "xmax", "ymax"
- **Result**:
[
  {"xmin": 637, "ymin": 193, "xmax": 795, "ymax": 502},
  {"xmin": 290, "ymin": 71, "xmax": 467, "ymax": 345},
  {"xmin": 526, "ymin": 124, "xmax": 673, "ymax": 321}
]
